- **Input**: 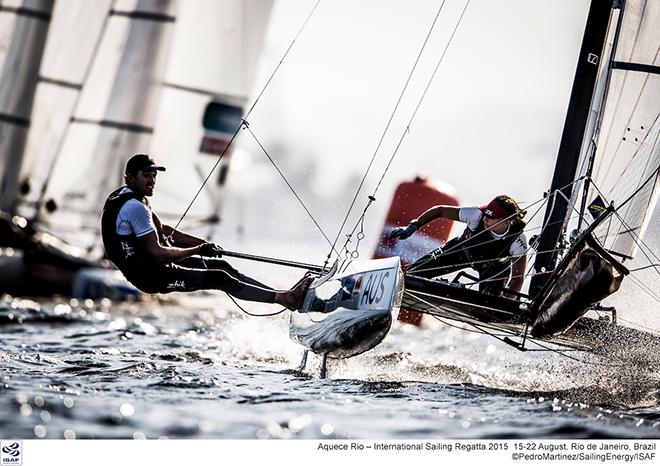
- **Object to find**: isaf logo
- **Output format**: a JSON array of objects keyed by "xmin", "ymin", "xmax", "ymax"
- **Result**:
[{"xmin": 1, "ymin": 441, "xmax": 22, "ymax": 465}]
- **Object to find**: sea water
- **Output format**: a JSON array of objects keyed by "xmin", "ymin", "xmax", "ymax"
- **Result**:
[{"xmin": 0, "ymin": 291, "xmax": 658, "ymax": 440}]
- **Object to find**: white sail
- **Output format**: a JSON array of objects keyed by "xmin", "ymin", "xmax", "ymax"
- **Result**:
[
  {"xmin": 32, "ymin": 0, "xmax": 177, "ymax": 251},
  {"xmin": 16, "ymin": 0, "xmax": 112, "ymax": 218},
  {"xmin": 576, "ymin": 0, "xmax": 660, "ymax": 260},
  {"xmin": 0, "ymin": 0, "xmax": 55, "ymax": 213},
  {"xmin": 148, "ymin": 0, "xmax": 273, "ymax": 231}
]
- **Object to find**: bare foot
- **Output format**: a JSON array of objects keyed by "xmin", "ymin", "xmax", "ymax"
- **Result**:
[{"xmin": 276, "ymin": 275, "xmax": 314, "ymax": 310}]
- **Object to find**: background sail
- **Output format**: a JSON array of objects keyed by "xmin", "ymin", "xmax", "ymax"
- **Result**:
[
  {"xmin": 17, "ymin": 0, "xmax": 111, "ymax": 219},
  {"xmin": 0, "ymin": 0, "xmax": 54, "ymax": 213},
  {"xmin": 575, "ymin": 0, "xmax": 660, "ymax": 260},
  {"xmin": 29, "ymin": 0, "xmax": 176, "ymax": 252}
]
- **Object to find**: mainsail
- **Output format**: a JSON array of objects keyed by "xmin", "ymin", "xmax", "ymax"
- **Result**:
[
  {"xmin": 525, "ymin": 0, "xmax": 660, "ymax": 336},
  {"xmin": 573, "ymin": 0, "xmax": 660, "ymax": 261}
]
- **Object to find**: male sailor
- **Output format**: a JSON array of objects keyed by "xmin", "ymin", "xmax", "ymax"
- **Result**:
[
  {"xmin": 391, "ymin": 195, "xmax": 528, "ymax": 296},
  {"xmin": 101, "ymin": 153, "xmax": 312, "ymax": 309}
]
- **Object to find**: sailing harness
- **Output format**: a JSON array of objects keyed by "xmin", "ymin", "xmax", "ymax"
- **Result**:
[
  {"xmin": 100, "ymin": 188, "xmax": 159, "ymax": 282},
  {"xmin": 456, "ymin": 218, "xmax": 526, "ymax": 276}
]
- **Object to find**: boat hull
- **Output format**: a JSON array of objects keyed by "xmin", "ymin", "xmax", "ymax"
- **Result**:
[
  {"xmin": 530, "ymin": 226, "xmax": 629, "ymax": 338},
  {"xmin": 289, "ymin": 257, "xmax": 403, "ymax": 358}
]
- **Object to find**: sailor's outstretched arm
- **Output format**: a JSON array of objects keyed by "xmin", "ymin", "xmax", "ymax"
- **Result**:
[
  {"xmin": 413, "ymin": 205, "xmax": 461, "ymax": 228},
  {"xmin": 391, "ymin": 205, "xmax": 461, "ymax": 240}
]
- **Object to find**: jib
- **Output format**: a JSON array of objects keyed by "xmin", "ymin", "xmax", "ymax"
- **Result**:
[{"xmin": 360, "ymin": 271, "xmax": 390, "ymax": 306}]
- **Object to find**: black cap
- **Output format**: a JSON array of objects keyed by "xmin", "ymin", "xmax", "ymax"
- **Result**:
[{"xmin": 125, "ymin": 153, "xmax": 166, "ymax": 175}]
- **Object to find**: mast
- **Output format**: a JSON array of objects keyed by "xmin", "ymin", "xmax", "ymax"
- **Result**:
[
  {"xmin": 529, "ymin": 0, "xmax": 613, "ymax": 296},
  {"xmin": 0, "ymin": 0, "xmax": 55, "ymax": 214}
]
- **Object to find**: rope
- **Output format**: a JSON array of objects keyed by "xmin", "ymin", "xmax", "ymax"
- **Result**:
[
  {"xmin": 227, "ymin": 295, "xmax": 287, "ymax": 317},
  {"xmin": 171, "ymin": 0, "xmax": 323, "ymax": 232},
  {"xmin": 630, "ymin": 263, "xmax": 660, "ymax": 272},
  {"xmin": 616, "ymin": 316, "xmax": 660, "ymax": 337},
  {"xmin": 450, "ymin": 192, "xmax": 550, "ymax": 289},
  {"xmin": 590, "ymin": 178, "xmax": 660, "ymax": 267},
  {"xmin": 613, "ymin": 164, "xmax": 660, "ymax": 213},
  {"xmin": 403, "ymin": 287, "xmax": 512, "ymax": 318},
  {"xmin": 547, "ymin": 177, "xmax": 660, "ymax": 305},
  {"xmin": 324, "ymin": 2, "xmax": 449, "ymax": 267}
]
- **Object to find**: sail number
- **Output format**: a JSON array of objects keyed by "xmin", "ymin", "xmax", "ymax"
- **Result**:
[{"xmin": 359, "ymin": 270, "xmax": 392, "ymax": 308}]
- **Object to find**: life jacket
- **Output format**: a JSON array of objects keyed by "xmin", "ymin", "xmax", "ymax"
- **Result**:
[
  {"xmin": 101, "ymin": 187, "xmax": 156, "ymax": 278},
  {"xmin": 455, "ymin": 216, "xmax": 526, "ymax": 276}
]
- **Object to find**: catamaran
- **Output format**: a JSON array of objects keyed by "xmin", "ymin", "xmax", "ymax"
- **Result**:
[
  {"xmin": 284, "ymin": 0, "xmax": 659, "ymax": 376},
  {"xmin": 1, "ymin": 1, "xmax": 657, "ymax": 378}
]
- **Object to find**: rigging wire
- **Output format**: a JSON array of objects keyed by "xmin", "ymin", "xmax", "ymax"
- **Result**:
[
  {"xmin": 552, "ymin": 178, "xmax": 660, "ymax": 305},
  {"xmin": 458, "ymin": 191, "xmax": 550, "ymax": 289},
  {"xmin": 615, "ymin": 316, "xmax": 660, "ymax": 337},
  {"xmin": 403, "ymin": 287, "xmax": 515, "ymax": 319},
  {"xmin": 613, "ymin": 163, "xmax": 660, "ymax": 214},
  {"xmin": 605, "ymin": 210, "xmax": 660, "ymax": 303},
  {"xmin": 407, "ymin": 211, "xmax": 578, "ymax": 276},
  {"xmin": 629, "ymin": 263, "xmax": 660, "ymax": 272},
  {"xmin": 171, "ymin": 0, "xmax": 323, "ymax": 232},
  {"xmin": 324, "ymin": 1, "xmax": 449, "ymax": 267},
  {"xmin": 590, "ymin": 175, "xmax": 660, "ymax": 266},
  {"xmin": 414, "ymin": 293, "xmax": 626, "ymax": 366},
  {"xmin": 242, "ymin": 123, "xmax": 338, "ymax": 253},
  {"xmin": 339, "ymin": 0, "xmax": 473, "ymax": 259},
  {"xmin": 371, "ymin": 0, "xmax": 471, "ymax": 198}
]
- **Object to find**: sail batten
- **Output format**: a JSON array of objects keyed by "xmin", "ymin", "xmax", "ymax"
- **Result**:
[{"xmin": 612, "ymin": 61, "xmax": 660, "ymax": 74}]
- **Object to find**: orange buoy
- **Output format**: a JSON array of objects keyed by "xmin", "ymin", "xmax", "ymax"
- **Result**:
[{"xmin": 373, "ymin": 176, "xmax": 459, "ymax": 325}]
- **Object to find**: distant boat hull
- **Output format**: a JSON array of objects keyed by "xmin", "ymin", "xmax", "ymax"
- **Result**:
[{"xmin": 0, "ymin": 213, "xmax": 137, "ymax": 299}]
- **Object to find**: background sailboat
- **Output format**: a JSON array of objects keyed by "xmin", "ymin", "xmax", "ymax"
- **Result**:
[{"xmin": 0, "ymin": 0, "xmax": 273, "ymax": 296}]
